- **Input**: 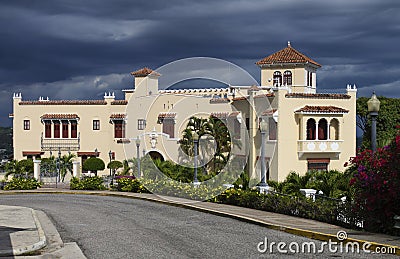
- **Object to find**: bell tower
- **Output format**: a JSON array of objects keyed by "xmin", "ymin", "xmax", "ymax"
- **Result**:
[{"xmin": 256, "ymin": 42, "xmax": 321, "ymax": 93}]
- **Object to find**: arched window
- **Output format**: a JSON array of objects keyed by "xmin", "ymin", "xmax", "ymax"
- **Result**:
[
  {"xmin": 273, "ymin": 71, "xmax": 282, "ymax": 86},
  {"xmin": 318, "ymin": 119, "xmax": 328, "ymax": 140},
  {"xmin": 329, "ymin": 119, "xmax": 339, "ymax": 140},
  {"xmin": 283, "ymin": 71, "xmax": 292, "ymax": 86},
  {"xmin": 306, "ymin": 118, "xmax": 316, "ymax": 140}
]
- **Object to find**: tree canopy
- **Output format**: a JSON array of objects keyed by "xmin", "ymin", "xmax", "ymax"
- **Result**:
[
  {"xmin": 357, "ymin": 96, "xmax": 400, "ymax": 149},
  {"xmin": 83, "ymin": 157, "xmax": 105, "ymax": 176}
]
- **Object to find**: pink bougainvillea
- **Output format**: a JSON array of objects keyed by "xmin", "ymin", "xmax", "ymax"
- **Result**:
[{"xmin": 348, "ymin": 128, "xmax": 400, "ymax": 233}]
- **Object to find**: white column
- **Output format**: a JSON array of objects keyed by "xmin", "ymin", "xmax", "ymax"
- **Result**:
[
  {"xmin": 33, "ymin": 160, "xmax": 41, "ymax": 181},
  {"xmin": 326, "ymin": 119, "xmax": 330, "ymax": 140},
  {"xmin": 312, "ymin": 72, "xmax": 317, "ymax": 88},
  {"xmin": 73, "ymin": 161, "xmax": 80, "ymax": 178}
]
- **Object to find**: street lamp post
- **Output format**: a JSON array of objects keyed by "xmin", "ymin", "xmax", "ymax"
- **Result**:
[
  {"xmin": 259, "ymin": 120, "xmax": 268, "ymax": 187},
  {"xmin": 192, "ymin": 131, "xmax": 199, "ymax": 185},
  {"xmin": 109, "ymin": 150, "xmax": 113, "ymax": 187},
  {"xmin": 367, "ymin": 92, "xmax": 380, "ymax": 153},
  {"xmin": 57, "ymin": 147, "xmax": 61, "ymax": 187},
  {"xmin": 136, "ymin": 137, "xmax": 141, "ymax": 178}
]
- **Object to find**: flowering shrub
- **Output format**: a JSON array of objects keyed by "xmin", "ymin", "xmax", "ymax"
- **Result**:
[
  {"xmin": 3, "ymin": 177, "xmax": 42, "ymax": 190},
  {"xmin": 70, "ymin": 176, "xmax": 106, "ymax": 190},
  {"xmin": 348, "ymin": 127, "xmax": 400, "ymax": 233},
  {"xmin": 116, "ymin": 178, "xmax": 149, "ymax": 193}
]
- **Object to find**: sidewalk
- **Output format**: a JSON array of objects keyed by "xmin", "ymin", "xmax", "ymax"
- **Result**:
[
  {"xmin": 0, "ymin": 205, "xmax": 46, "ymax": 256},
  {"xmin": 1, "ymin": 188, "xmax": 400, "ymax": 256}
]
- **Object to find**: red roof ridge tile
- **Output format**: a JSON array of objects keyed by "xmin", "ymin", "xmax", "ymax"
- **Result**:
[
  {"xmin": 130, "ymin": 67, "xmax": 161, "ymax": 77},
  {"xmin": 295, "ymin": 105, "xmax": 349, "ymax": 113},
  {"xmin": 256, "ymin": 43, "xmax": 321, "ymax": 67}
]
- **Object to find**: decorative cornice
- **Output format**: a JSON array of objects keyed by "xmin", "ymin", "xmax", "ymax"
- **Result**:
[
  {"xmin": 285, "ymin": 93, "xmax": 351, "ymax": 99},
  {"xmin": 20, "ymin": 100, "xmax": 107, "ymax": 105}
]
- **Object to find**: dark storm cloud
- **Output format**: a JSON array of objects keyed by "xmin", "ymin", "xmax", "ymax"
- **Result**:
[{"xmin": 1, "ymin": 0, "xmax": 399, "ymax": 126}]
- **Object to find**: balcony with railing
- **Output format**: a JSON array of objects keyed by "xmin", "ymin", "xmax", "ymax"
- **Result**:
[
  {"xmin": 298, "ymin": 140, "xmax": 343, "ymax": 156},
  {"xmin": 41, "ymin": 133, "xmax": 80, "ymax": 151}
]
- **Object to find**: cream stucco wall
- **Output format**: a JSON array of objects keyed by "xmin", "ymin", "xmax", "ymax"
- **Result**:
[
  {"xmin": 12, "ymin": 94, "xmax": 128, "ymax": 175},
  {"xmin": 11, "ymin": 50, "xmax": 357, "ymax": 183}
]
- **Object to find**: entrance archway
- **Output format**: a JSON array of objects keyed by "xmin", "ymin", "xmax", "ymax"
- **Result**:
[{"xmin": 148, "ymin": 151, "xmax": 165, "ymax": 162}]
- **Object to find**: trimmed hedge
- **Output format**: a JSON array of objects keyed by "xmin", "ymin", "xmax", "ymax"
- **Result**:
[{"xmin": 70, "ymin": 176, "xmax": 106, "ymax": 190}]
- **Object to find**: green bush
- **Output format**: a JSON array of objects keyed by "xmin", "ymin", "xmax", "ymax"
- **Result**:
[
  {"xmin": 213, "ymin": 188, "xmax": 356, "ymax": 228},
  {"xmin": 82, "ymin": 157, "xmax": 105, "ymax": 176},
  {"xmin": 70, "ymin": 176, "xmax": 106, "ymax": 190},
  {"xmin": 3, "ymin": 177, "xmax": 41, "ymax": 190},
  {"xmin": 116, "ymin": 178, "xmax": 150, "ymax": 193}
]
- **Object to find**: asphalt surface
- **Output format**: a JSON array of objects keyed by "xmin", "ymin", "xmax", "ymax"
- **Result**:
[{"xmin": 0, "ymin": 194, "xmax": 396, "ymax": 258}]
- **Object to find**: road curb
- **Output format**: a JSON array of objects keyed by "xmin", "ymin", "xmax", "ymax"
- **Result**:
[
  {"xmin": 0, "ymin": 207, "xmax": 47, "ymax": 256},
  {"xmin": 2, "ymin": 190, "xmax": 400, "ymax": 256}
]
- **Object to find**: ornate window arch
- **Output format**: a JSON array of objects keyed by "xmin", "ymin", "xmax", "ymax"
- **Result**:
[
  {"xmin": 273, "ymin": 71, "xmax": 282, "ymax": 86},
  {"xmin": 306, "ymin": 118, "xmax": 316, "ymax": 140},
  {"xmin": 283, "ymin": 70, "xmax": 292, "ymax": 86},
  {"xmin": 329, "ymin": 118, "xmax": 339, "ymax": 140},
  {"xmin": 318, "ymin": 118, "xmax": 328, "ymax": 140}
]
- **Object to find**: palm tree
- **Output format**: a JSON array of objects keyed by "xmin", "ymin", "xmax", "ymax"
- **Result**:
[
  {"xmin": 4, "ymin": 159, "xmax": 19, "ymax": 179},
  {"xmin": 282, "ymin": 171, "xmax": 312, "ymax": 196},
  {"xmin": 59, "ymin": 153, "xmax": 76, "ymax": 182},
  {"xmin": 120, "ymin": 159, "xmax": 133, "ymax": 175},
  {"xmin": 107, "ymin": 160, "xmax": 123, "ymax": 177}
]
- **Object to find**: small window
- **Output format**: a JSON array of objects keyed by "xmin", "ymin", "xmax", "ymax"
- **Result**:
[
  {"xmin": 273, "ymin": 71, "xmax": 282, "ymax": 87},
  {"xmin": 162, "ymin": 119, "xmax": 175, "ymax": 138},
  {"xmin": 54, "ymin": 122, "xmax": 60, "ymax": 138},
  {"xmin": 45, "ymin": 121, "xmax": 51, "ymax": 138},
  {"xmin": 93, "ymin": 120, "xmax": 100, "ymax": 130},
  {"xmin": 23, "ymin": 120, "xmax": 30, "ymax": 130},
  {"xmin": 283, "ymin": 71, "xmax": 292, "ymax": 86},
  {"xmin": 269, "ymin": 117, "xmax": 277, "ymax": 140},
  {"xmin": 308, "ymin": 162, "xmax": 328, "ymax": 171},
  {"xmin": 62, "ymin": 121, "xmax": 68, "ymax": 138},
  {"xmin": 138, "ymin": 119, "xmax": 146, "ymax": 130},
  {"xmin": 114, "ymin": 121, "xmax": 125, "ymax": 138},
  {"xmin": 71, "ymin": 121, "xmax": 78, "ymax": 138}
]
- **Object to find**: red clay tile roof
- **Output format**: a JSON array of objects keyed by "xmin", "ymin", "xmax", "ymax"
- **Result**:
[
  {"xmin": 22, "ymin": 151, "xmax": 44, "ymax": 156},
  {"xmin": 130, "ymin": 67, "xmax": 161, "ymax": 77},
  {"xmin": 210, "ymin": 98, "xmax": 230, "ymax": 103},
  {"xmin": 158, "ymin": 112, "xmax": 176, "ymax": 118},
  {"xmin": 261, "ymin": 109, "xmax": 278, "ymax": 116},
  {"xmin": 248, "ymin": 85, "xmax": 260, "ymax": 91},
  {"xmin": 285, "ymin": 93, "xmax": 351, "ymax": 99},
  {"xmin": 229, "ymin": 112, "xmax": 240, "ymax": 117},
  {"xmin": 211, "ymin": 112, "xmax": 229, "ymax": 119},
  {"xmin": 295, "ymin": 105, "xmax": 349, "ymax": 114},
  {"xmin": 20, "ymin": 100, "xmax": 107, "ymax": 105},
  {"xmin": 232, "ymin": 96, "xmax": 248, "ymax": 101},
  {"xmin": 41, "ymin": 114, "xmax": 79, "ymax": 119},
  {"xmin": 254, "ymin": 93, "xmax": 275, "ymax": 98},
  {"xmin": 77, "ymin": 151, "xmax": 99, "ymax": 157},
  {"xmin": 111, "ymin": 100, "xmax": 128, "ymax": 105},
  {"xmin": 110, "ymin": 114, "xmax": 126, "ymax": 119},
  {"xmin": 256, "ymin": 44, "xmax": 321, "ymax": 67}
]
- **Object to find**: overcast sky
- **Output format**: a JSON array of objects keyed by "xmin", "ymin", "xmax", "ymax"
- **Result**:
[{"xmin": 1, "ymin": 0, "xmax": 399, "ymax": 126}]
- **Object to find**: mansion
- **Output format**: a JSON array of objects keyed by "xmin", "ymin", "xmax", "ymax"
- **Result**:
[{"xmin": 10, "ymin": 43, "xmax": 357, "ymax": 182}]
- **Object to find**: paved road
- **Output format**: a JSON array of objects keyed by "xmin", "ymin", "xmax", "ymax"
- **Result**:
[{"xmin": 0, "ymin": 194, "xmax": 395, "ymax": 258}]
